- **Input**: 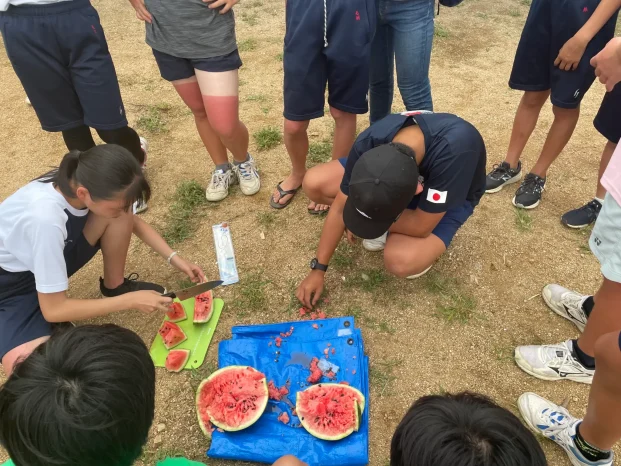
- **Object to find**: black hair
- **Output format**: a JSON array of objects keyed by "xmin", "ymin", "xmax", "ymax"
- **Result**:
[
  {"xmin": 389, "ymin": 142, "xmax": 416, "ymax": 161},
  {"xmin": 391, "ymin": 392, "xmax": 547, "ymax": 466},
  {"xmin": 0, "ymin": 325, "xmax": 156, "ymax": 466},
  {"xmin": 35, "ymin": 144, "xmax": 150, "ymax": 210}
]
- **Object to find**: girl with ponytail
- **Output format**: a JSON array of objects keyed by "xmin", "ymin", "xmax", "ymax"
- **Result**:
[{"xmin": 0, "ymin": 144, "xmax": 206, "ymax": 376}]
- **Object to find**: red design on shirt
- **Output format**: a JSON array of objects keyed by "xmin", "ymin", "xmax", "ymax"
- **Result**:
[
  {"xmin": 355, "ymin": 10, "xmax": 361, "ymax": 20},
  {"xmin": 583, "ymin": 6, "xmax": 588, "ymax": 12},
  {"xmin": 432, "ymin": 193, "xmax": 441, "ymax": 201}
]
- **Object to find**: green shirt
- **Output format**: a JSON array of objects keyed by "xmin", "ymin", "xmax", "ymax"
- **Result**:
[{"xmin": 1, "ymin": 458, "xmax": 204, "ymax": 466}]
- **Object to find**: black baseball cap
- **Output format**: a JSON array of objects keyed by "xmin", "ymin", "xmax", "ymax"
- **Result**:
[{"xmin": 343, "ymin": 143, "xmax": 419, "ymax": 239}]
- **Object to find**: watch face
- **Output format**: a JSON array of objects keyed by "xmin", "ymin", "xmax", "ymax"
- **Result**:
[{"xmin": 310, "ymin": 258, "xmax": 318, "ymax": 269}]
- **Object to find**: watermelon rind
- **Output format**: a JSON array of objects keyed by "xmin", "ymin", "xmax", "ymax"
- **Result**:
[
  {"xmin": 194, "ymin": 290, "xmax": 214, "ymax": 324},
  {"xmin": 296, "ymin": 384, "xmax": 364, "ymax": 441},
  {"xmin": 165, "ymin": 349, "xmax": 190, "ymax": 373},
  {"xmin": 195, "ymin": 366, "xmax": 268, "ymax": 436}
]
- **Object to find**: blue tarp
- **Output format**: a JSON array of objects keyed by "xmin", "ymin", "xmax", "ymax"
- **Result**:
[{"xmin": 208, "ymin": 317, "xmax": 369, "ymax": 466}]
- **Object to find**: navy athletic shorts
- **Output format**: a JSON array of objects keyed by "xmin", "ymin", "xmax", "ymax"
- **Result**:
[
  {"xmin": 338, "ymin": 157, "xmax": 474, "ymax": 247},
  {"xmin": 594, "ymin": 84, "xmax": 621, "ymax": 143},
  {"xmin": 0, "ymin": 0, "xmax": 128, "ymax": 131},
  {"xmin": 508, "ymin": 0, "xmax": 618, "ymax": 109},
  {"xmin": 283, "ymin": 0, "xmax": 375, "ymax": 121},
  {"xmin": 152, "ymin": 48, "xmax": 243, "ymax": 82},
  {"xmin": 0, "ymin": 213, "xmax": 99, "ymax": 360}
]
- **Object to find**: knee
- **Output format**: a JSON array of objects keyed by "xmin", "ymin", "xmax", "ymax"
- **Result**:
[
  {"xmin": 188, "ymin": 104, "xmax": 208, "ymax": 120},
  {"xmin": 593, "ymin": 332, "xmax": 621, "ymax": 371},
  {"xmin": 302, "ymin": 167, "xmax": 324, "ymax": 201},
  {"xmin": 522, "ymin": 91, "xmax": 549, "ymax": 109},
  {"xmin": 208, "ymin": 117, "xmax": 240, "ymax": 140},
  {"xmin": 284, "ymin": 119, "xmax": 309, "ymax": 137},
  {"xmin": 552, "ymin": 104, "xmax": 579, "ymax": 118},
  {"xmin": 329, "ymin": 106, "xmax": 353, "ymax": 123},
  {"xmin": 383, "ymin": 250, "xmax": 411, "ymax": 278}
]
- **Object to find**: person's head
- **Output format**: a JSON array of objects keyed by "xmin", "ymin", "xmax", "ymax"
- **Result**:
[
  {"xmin": 391, "ymin": 392, "xmax": 547, "ymax": 466},
  {"xmin": 343, "ymin": 142, "xmax": 419, "ymax": 239},
  {"xmin": 36, "ymin": 145, "xmax": 150, "ymax": 218},
  {"xmin": 0, "ymin": 325, "xmax": 156, "ymax": 466}
]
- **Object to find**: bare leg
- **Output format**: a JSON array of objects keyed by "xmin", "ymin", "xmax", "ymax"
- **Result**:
[
  {"xmin": 195, "ymin": 69, "xmax": 249, "ymax": 162},
  {"xmin": 172, "ymin": 77, "xmax": 228, "ymax": 166},
  {"xmin": 272, "ymin": 456, "xmax": 308, "ymax": 466},
  {"xmin": 82, "ymin": 211, "xmax": 133, "ymax": 290},
  {"xmin": 596, "ymin": 141, "xmax": 616, "ymax": 199},
  {"xmin": 2, "ymin": 336, "xmax": 49, "ymax": 377},
  {"xmin": 576, "ymin": 278, "xmax": 621, "ymax": 357},
  {"xmin": 579, "ymin": 330, "xmax": 621, "ymax": 450},
  {"xmin": 302, "ymin": 160, "xmax": 345, "ymax": 205},
  {"xmin": 505, "ymin": 91, "xmax": 550, "ymax": 168},
  {"xmin": 383, "ymin": 232, "xmax": 446, "ymax": 277},
  {"xmin": 272, "ymin": 119, "xmax": 310, "ymax": 206},
  {"xmin": 530, "ymin": 105, "xmax": 580, "ymax": 177}
]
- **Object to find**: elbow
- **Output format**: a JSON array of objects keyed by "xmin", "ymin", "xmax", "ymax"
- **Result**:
[{"xmin": 40, "ymin": 305, "xmax": 63, "ymax": 323}]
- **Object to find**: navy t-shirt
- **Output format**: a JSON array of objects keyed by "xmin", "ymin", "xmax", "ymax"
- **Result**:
[{"xmin": 340, "ymin": 112, "xmax": 487, "ymax": 214}]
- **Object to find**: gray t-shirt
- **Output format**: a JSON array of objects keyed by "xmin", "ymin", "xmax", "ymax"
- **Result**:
[{"xmin": 145, "ymin": 0, "xmax": 237, "ymax": 59}]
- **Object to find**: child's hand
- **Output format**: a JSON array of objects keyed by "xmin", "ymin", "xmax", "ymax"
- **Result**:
[
  {"xmin": 128, "ymin": 0, "xmax": 152, "ymax": 23},
  {"xmin": 591, "ymin": 37, "xmax": 621, "ymax": 91},
  {"xmin": 203, "ymin": 0, "xmax": 239, "ymax": 14},
  {"xmin": 130, "ymin": 290, "xmax": 173, "ymax": 313},
  {"xmin": 170, "ymin": 255, "xmax": 207, "ymax": 283},
  {"xmin": 555, "ymin": 35, "xmax": 588, "ymax": 71}
]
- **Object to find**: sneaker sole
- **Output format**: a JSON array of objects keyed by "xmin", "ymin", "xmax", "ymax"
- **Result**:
[
  {"xmin": 407, "ymin": 265, "xmax": 433, "ymax": 279},
  {"xmin": 134, "ymin": 203, "xmax": 148, "ymax": 214},
  {"xmin": 561, "ymin": 219, "xmax": 593, "ymax": 229},
  {"xmin": 541, "ymin": 292, "xmax": 586, "ymax": 333},
  {"xmin": 485, "ymin": 173, "xmax": 522, "ymax": 194},
  {"xmin": 362, "ymin": 243, "xmax": 385, "ymax": 252},
  {"xmin": 514, "ymin": 349, "xmax": 593, "ymax": 384},
  {"xmin": 206, "ymin": 192, "xmax": 229, "ymax": 202},
  {"xmin": 512, "ymin": 196, "xmax": 540, "ymax": 209}
]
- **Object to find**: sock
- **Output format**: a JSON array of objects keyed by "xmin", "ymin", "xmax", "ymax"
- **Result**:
[
  {"xmin": 572, "ymin": 340, "xmax": 595, "ymax": 369},
  {"xmin": 574, "ymin": 422, "xmax": 611, "ymax": 462},
  {"xmin": 216, "ymin": 163, "xmax": 232, "ymax": 172},
  {"xmin": 595, "ymin": 197, "xmax": 605, "ymax": 205},
  {"xmin": 233, "ymin": 154, "xmax": 250, "ymax": 165},
  {"xmin": 582, "ymin": 296, "xmax": 595, "ymax": 318}
]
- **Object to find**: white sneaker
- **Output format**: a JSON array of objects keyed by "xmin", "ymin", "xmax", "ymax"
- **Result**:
[
  {"xmin": 25, "ymin": 96, "xmax": 32, "ymax": 106},
  {"xmin": 362, "ymin": 232, "xmax": 387, "ymax": 252},
  {"xmin": 206, "ymin": 169, "xmax": 235, "ymax": 202},
  {"xmin": 542, "ymin": 284, "xmax": 588, "ymax": 332},
  {"xmin": 232, "ymin": 154, "xmax": 260, "ymax": 196},
  {"xmin": 518, "ymin": 392, "xmax": 613, "ymax": 466},
  {"xmin": 139, "ymin": 136, "xmax": 149, "ymax": 168},
  {"xmin": 514, "ymin": 340, "xmax": 594, "ymax": 384},
  {"xmin": 407, "ymin": 265, "xmax": 433, "ymax": 279}
]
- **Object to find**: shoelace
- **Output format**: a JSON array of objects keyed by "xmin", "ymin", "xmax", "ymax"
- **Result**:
[
  {"xmin": 521, "ymin": 175, "xmax": 544, "ymax": 194},
  {"xmin": 237, "ymin": 162, "xmax": 256, "ymax": 181},
  {"xmin": 489, "ymin": 163, "xmax": 510, "ymax": 180},
  {"xmin": 561, "ymin": 293, "xmax": 586, "ymax": 318},
  {"xmin": 577, "ymin": 199, "xmax": 601, "ymax": 215},
  {"xmin": 543, "ymin": 343, "xmax": 576, "ymax": 369},
  {"xmin": 210, "ymin": 170, "xmax": 230, "ymax": 190}
]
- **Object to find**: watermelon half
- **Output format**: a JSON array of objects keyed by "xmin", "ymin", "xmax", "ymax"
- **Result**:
[
  {"xmin": 158, "ymin": 321, "xmax": 187, "ymax": 350},
  {"xmin": 165, "ymin": 349, "xmax": 190, "ymax": 372},
  {"xmin": 166, "ymin": 302, "xmax": 187, "ymax": 323},
  {"xmin": 296, "ymin": 383, "xmax": 366, "ymax": 441},
  {"xmin": 194, "ymin": 290, "xmax": 214, "ymax": 324},
  {"xmin": 196, "ymin": 366, "xmax": 268, "ymax": 437}
]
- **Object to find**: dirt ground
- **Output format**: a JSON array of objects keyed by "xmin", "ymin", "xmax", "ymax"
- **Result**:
[{"xmin": 0, "ymin": 0, "xmax": 619, "ymax": 464}]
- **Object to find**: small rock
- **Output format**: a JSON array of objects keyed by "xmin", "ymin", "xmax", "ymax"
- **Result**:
[
  {"xmin": 260, "ymin": 232, "xmax": 266, "ymax": 240},
  {"xmin": 153, "ymin": 435, "xmax": 163, "ymax": 446},
  {"xmin": 157, "ymin": 423, "xmax": 166, "ymax": 433},
  {"xmin": 581, "ymin": 254, "xmax": 585, "ymax": 258},
  {"xmin": 361, "ymin": 273, "xmax": 370, "ymax": 281},
  {"xmin": 529, "ymin": 258, "xmax": 535, "ymax": 264},
  {"xmin": 490, "ymin": 262, "xmax": 498, "ymax": 271},
  {"xmin": 341, "ymin": 276, "xmax": 346, "ymax": 282},
  {"xmin": 573, "ymin": 397, "xmax": 579, "ymax": 402}
]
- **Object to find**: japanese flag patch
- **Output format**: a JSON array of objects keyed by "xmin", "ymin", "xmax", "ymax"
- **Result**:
[{"xmin": 427, "ymin": 189, "xmax": 447, "ymax": 203}]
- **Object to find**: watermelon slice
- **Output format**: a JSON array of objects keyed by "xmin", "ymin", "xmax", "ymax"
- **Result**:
[
  {"xmin": 166, "ymin": 302, "xmax": 187, "ymax": 323},
  {"xmin": 296, "ymin": 383, "xmax": 366, "ymax": 441},
  {"xmin": 158, "ymin": 321, "xmax": 187, "ymax": 350},
  {"xmin": 194, "ymin": 290, "xmax": 214, "ymax": 324},
  {"xmin": 196, "ymin": 366, "xmax": 268, "ymax": 437},
  {"xmin": 165, "ymin": 349, "xmax": 190, "ymax": 372}
]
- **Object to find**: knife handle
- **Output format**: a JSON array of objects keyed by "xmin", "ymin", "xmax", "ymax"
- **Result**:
[{"xmin": 162, "ymin": 292, "xmax": 176, "ymax": 299}]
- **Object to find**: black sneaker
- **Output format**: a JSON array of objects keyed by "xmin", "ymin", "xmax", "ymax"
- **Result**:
[
  {"xmin": 100, "ymin": 272, "xmax": 165, "ymax": 297},
  {"xmin": 513, "ymin": 173, "xmax": 546, "ymax": 209},
  {"xmin": 561, "ymin": 199, "xmax": 602, "ymax": 229},
  {"xmin": 486, "ymin": 161, "xmax": 522, "ymax": 193}
]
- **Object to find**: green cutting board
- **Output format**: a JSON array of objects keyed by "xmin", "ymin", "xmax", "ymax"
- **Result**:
[{"xmin": 150, "ymin": 297, "xmax": 224, "ymax": 370}]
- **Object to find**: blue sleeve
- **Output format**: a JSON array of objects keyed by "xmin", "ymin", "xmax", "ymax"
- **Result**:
[
  {"xmin": 340, "ymin": 136, "xmax": 374, "ymax": 196},
  {"xmin": 418, "ymin": 149, "xmax": 479, "ymax": 214}
]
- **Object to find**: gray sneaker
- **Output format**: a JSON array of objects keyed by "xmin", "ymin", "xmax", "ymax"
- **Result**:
[
  {"xmin": 513, "ymin": 173, "xmax": 546, "ymax": 209},
  {"xmin": 486, "ymin": 161, "xmax": 522, "ymax": 193}
]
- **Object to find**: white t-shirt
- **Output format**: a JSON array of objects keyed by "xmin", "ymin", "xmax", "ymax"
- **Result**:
[
  {"xmin": 0, "ymin": 181, "xmax": 88, "ymax": 293},
  {"xmin": 0, "ymin": 0, "xmax": 70, "ymax": 12}
]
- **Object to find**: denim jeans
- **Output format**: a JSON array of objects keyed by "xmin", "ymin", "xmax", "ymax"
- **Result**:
[{"xmin": 369, "ymin": 0, "xmax": 435, "ymax": 123}]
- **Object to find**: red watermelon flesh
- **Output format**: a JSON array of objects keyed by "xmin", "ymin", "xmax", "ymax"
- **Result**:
[
  {"xmin": 307, "ymin": 357, "xmax": 323, "ymax": 384},
  {"xmin": 196, "ymin": 366, "xmax": 268, "ymax": 436},
  {"xmin": 194, "ymin": 290, "xmax": 214, "ymax": 323},
  {"xmin": 165, "ymin": 349, "xmax": 190, "ymax": 372},
  {"xmin": 158, "ymin": 321, "xmax": 187, "ymax": 350},
  {"xmin": 166, "ymin": 302, "xmax": 187, "ymax": 323},
  {"xmin": 296, "ymin": 383, "xmax": 365, "ymax": 441}
]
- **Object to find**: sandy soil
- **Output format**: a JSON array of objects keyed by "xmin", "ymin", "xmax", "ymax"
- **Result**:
[{"xmin": 0, "ymin": 0, "xmax": 618, "ymax": 464}]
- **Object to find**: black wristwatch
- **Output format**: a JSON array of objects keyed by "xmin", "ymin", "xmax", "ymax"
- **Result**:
[{"xmin": 310, "ymin": 258, "xmax": 328, "ymax": 272}]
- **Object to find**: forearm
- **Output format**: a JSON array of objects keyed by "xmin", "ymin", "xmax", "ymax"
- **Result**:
[
  {"xmin": 576, "ymin": 0, "xmax": 621, "ymax": 42},
  {"xmin": 389, "ymin": 209, "xmax": 440, "ymax": 238},
  {"xmin": 40, "ymin": 295, "xmax": 131, "ymax": 323},
  {"xmin": 316, "ymin": 208, "xmax": 346, "ymax": 265},
  {"xmin": 132, "ymin": 216, "xmax": 174, "ymax": 259}
]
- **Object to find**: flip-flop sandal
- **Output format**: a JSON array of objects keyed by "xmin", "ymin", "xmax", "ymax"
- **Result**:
[
  {"xmin": 308, "ymin": 206, "xmax": 330, "ymax": 216},
  {"xmin": 270, "ymin": 182, "xmax": 300, "ymax": 209}
]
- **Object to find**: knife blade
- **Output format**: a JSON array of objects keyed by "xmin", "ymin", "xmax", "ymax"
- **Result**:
[{"xmin": 163, "ymin": 280, "xmax": 223, "ymax": 301}]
